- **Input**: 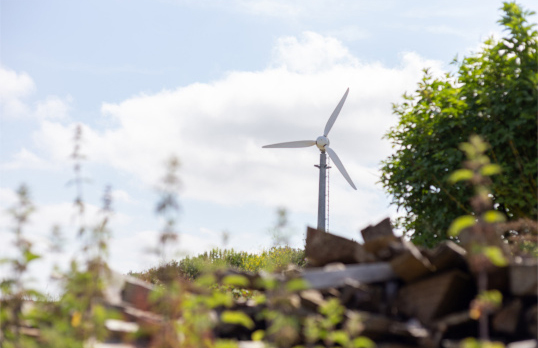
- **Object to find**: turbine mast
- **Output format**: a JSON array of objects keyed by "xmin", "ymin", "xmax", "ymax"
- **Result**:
[{"xmin": 317, "ymin": 152, "xmax": 327, "ymax": 231}]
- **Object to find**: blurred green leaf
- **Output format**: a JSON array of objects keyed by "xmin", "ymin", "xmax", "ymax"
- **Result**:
[
  {"xmin": 194, "ymin": 273, "xmax": 216, "ymax": 287},
  {"xmin": 327, "ymin": 330, "xmax": 349, "ymax": 345},
  {"xmin": 483, "ymin": 246, "xmax": 508, "ymax": 267},
  {"xmin": 222, "ymin": 274, "xmax": 249, "ymax": 288},
  {"xmin": 448, "ymin": 215, "xmax": 476, "ymax": 236},
  {"xmin": 482, "ymin": 210, "xmax": 506, "ymax": 223},
  {"xmin": 353, "ymin": 336, "xmax": 375, "ymax": 348},
  {"xmin": 214, "ymin": 340, "xmax": 239, "ymax": 348},
  {"xmin": 459, "ymin": 143, "xmax": 476, "ymax": 157},
  {"xmin": 0, "ymin": 258, "xmax": 10, "ymax": 265},
  {"xmin": 254, "ymin": 277, "xmax": 278, "ymax": 290},
  {"xmin": 480, "ymin": 164, "xmax": 502, "ymax": 176},
  {"xmin": 251, "ymin": 329, "xmax": 265, "ymax": 341},
  {"xmin": 478, "ymin": 289, "xmax": 503, "ymax": 306},
  {"xmin": 285, "ymin": 278, "xmax": 310, "ymax": 292},
  {"xmin": 24, "ymin": 251, "xmax": 41, "ymax": 263},
  {"xmin": 252, "ymin": 293, "xmax": 266, "ymax": 305},
  {"xmin": 448, "ymin": 169, "xmax": 474, "ymax": 183},
  {"xmin": 208, "ymin": 291, "xmax": 233, "ymax": 308},
  {"xmin": 221, "ymin": 310, "xmax": 255, "ymax": 330}
]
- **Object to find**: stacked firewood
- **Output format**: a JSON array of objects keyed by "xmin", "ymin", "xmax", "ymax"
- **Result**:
[
  {"xmin": 297, "ymin": 218, "xmax": 537, "ymax": 347},
  {"xmin": 96, "ymin": 217, "xmax": 536, "ymax": 348},
  {"xmin": 11, "ymin": 218, "xmax": 536, "ymax": 347}
]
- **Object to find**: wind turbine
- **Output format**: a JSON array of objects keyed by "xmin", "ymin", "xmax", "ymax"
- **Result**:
[{"xmin": 262, "ymin": 88, "xmax": 356, "ymax": 232}]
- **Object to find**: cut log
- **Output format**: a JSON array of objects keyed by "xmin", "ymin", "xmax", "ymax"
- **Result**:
[
  {"xmin": 426, "ymin": 241, "xmax": 467, "ymax": 273},
  {"xmin": 119, "ymin": 276, "xmax": 154, "ymax": 311},
  {"xmin": 301, "ymin": 263, "xmax": 397, "ymax": 290},
  {"xmin": 305, "ymin": 227, "xmax": 372, "ymax": 266},
  {"xmin": 510, "ymin": 261, "xmax": 538, "ymax": 296},
  {"xmin": 339, "ymin": 280, "xmax": 383, "ymax": 313},
  {"xmin": 390, "ymin": 240, "xmax": 435, "ymax": 283},
  {"xmin": 360, "ymin": 217, "xmax": 394, "ymax": 242},
  {"xmin": 363, "ymin": 235, "xmax": 402, "ymax": 260},
  {"xmin": 492, "ymin": 299, "xmax": 522, "ymax": 335},
  {"xmin": 396, "ymin": 270, "xmax": 475, "ymax": 323},
  {"xmin": 299, "ymin": 289, "xmax": 326, "ymax": 311}
]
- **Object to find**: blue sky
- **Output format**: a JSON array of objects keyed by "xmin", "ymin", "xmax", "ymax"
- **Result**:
[{"xmin": 1, "ymin": 0, "xmax": 536, "ymax": 288}]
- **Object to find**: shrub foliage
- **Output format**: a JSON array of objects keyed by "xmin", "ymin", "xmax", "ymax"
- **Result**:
[
  {"xmin": 131, "ymin": 247, "xmax": 306, "ymax": 285},
  {"xmin": 380, "ymin": 2, "xmax": 537, "ymax": 247}
]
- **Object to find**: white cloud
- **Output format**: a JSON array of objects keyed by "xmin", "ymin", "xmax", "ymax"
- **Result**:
[
  {"xmin": 0, "ymin": 67, "xmax": 35, "ymax": 118},
  {"xmin": 271, "ymin": 31, "xmax": 359, "ymax": 73},
  {"xmin": 0, "ymin": 187, "xmax": 18, "ymax": 208},
  {"xmin": 109, "ymin": 227, "xmax": 224, "ymax": 273},
  {"xmin": 35, "ymin": 95, "xmax": 72, "ymax": 120},
  {"xmin": 27, "ymin": 31, "xmax": 443, "ymax": 234},
  {"xmin": 0, "ymin": 66, "xmax": 71, "ymax": 120},
  {"xmin": 112, "ymin": 189, "xmax": 137, "ymax": 204},
  {"xmin": 1, "ymin": 148, "xmax": 54, "ymax": 171}
]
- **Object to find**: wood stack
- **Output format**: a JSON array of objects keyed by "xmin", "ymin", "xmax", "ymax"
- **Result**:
[
  {"xmin": 206, "ymin": 218, "xmax": 536, "ymax": 347},
  {"xmin": 12, "ymin": 217, "xmax": 537, "ymax": 347}
]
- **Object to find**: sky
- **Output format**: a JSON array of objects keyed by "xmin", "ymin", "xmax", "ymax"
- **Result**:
[{"xmin": 1, "ymin": 0, "xmax": 536, "ymax": 291}]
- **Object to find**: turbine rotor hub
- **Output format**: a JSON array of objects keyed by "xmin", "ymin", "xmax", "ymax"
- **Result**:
[{"xmin": 316, "ymin": 136, "xmax": 330, "ymax": 151}]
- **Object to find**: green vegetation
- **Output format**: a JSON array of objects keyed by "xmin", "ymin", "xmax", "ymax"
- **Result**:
[
  {"xmin": 130, "ymin": 247, "xmax": 306, "ymax": 285},
  {"xmin": 380, "ymin": 2, "xmax": 537, "ymax": 247}
]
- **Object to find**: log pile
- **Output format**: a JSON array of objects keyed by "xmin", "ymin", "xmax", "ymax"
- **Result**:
[
  {"xmin": 10, "ymin": 218, "xmax": 537, "ymax": 347},
  {"xmin": 91, "ymin": 217, "xmax": 537, "ymax": 348}
]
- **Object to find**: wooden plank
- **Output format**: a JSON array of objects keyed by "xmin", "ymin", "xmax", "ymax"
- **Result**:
[
  {"xmin": 301, "ymin": 263, "xmax": 397, "ymax": 289},
  {"xmin": 360, "ymin": 217, "xmax": 394, "ymax": 242},
  {"xmin": 305, "ymin": 226, "xmax": 373, "ymax": 266},
  {"xmin": 396, "ymin": 270, "xmax": 475, "ymax": 323}
]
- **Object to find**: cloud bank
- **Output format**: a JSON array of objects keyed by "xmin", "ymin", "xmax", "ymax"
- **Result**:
[{"xmin": 25, "ymin": 31, "xmax": 443, "ymax": 230}]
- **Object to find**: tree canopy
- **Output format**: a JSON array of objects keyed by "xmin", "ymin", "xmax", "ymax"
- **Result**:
[{"xmin": 380, "ymin": 2, "xmax": 537, "ymax": 247}]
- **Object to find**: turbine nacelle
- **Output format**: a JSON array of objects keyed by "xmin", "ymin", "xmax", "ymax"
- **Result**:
[{"xmin": 316, "ymin": 136, "xmax": 330, "ymax": 151}]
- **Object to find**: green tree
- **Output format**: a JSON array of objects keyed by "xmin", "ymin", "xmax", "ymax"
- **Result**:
[{"xmin": 380, "ymin": 2, "xmax": 537, "ymax": 247}]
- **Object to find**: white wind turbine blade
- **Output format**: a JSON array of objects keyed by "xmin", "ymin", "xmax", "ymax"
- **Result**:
[
  {"xmin": 323, "ymin": 88, "xmax": 349, "ymax": 137},
  {"xmin": 262, "ymin": 140, "xmax": 316, "ymax": 148},
  {"xmin": 325, "ymin": 146, "xmax": 357, "ymax": 190}
]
